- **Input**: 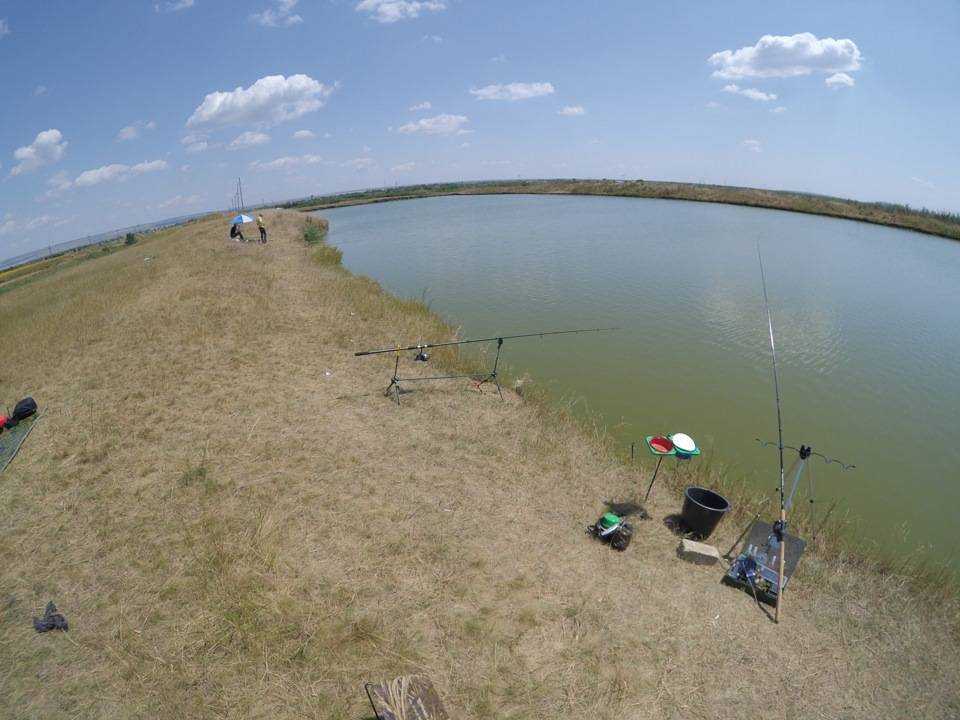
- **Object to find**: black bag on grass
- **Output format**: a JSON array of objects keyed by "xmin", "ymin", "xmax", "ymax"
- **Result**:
[{"xmin": 5, "ymin": 397, "xmax": 37, "ymax": 428}]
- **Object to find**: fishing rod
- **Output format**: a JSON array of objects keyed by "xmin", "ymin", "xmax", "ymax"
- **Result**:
[
  {"xmin": 355, "ymin": 327, "xmax": 617, "ymax": 405},
  {"xmin": 757, "ymin": 242, "xmax": 788, "ymax": 624},
  {"xmin": 354, "ymin": 327, "xmax": 618, "ymax": 356},
  {"xmin": 753, "ymin": 244, "xmax": 856, "ymax": 623}
]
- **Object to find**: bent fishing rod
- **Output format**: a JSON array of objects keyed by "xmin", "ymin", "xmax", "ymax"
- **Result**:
[
  {"xmin": 755, "ymin": 244, "xmax": 856, "ymax": 623},
  {"xmin": 355, "ymin": 327, "xmax": 618, "ymax": 405},
  {"xmin": 757, "ymin": 241, "xmax": 788, "ymax": 625}
]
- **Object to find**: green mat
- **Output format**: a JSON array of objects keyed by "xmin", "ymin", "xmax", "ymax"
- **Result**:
[{"xmin": 0, "ymin": 415, "xmax": 39, "ymax": 474}]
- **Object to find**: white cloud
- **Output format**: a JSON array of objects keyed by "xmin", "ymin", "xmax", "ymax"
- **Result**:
[
  {"xmin": 0, "ymin": 214, "xmax": 58, "ymax": 237},
  {"xmin": 44, "ymin": 170, "xmax": 74, "ymax": 198},
  {"xmin": 481, "ymin": 160, "xmax": 511, "ymax": 166},
  {"xmin": 910, "ymin": 176, "xmax": 935, "ymax": 190},
  {"xmin": 154, "ymin": 0, "xmax": 194, "ymax": 12},
  {"xmin": 180, "ymin": 132, "xmax": 210, "ymax": 153},
  {"xmin": 157, "ymin": 194, "xmax": 203, "ymax": 210},
  {"xmin": 116, "ymin": 120, "xmax": 158, "ymax": 142},
  {"xmin": 74, "ymin": 159, "xmax": 168, "ymax": 187},
  {"xmin": 250, "ymin": 0, "xmax": 303, "ymax": 27},
  {"xmin": 709, "ymin": 32, "xmax": 862, "ymax": 79},
  {"xmin": 470, "ymin": 82, "xmax": 555, "ymax": 101},
  {"xmin": 10, "ymin": 129, "xmax": 68, "ymax": 176},
  {"xmin": 741, "ymin": 139, "xmax": 762, "ymax": 153},
  {"xmin": 33, "ymin": 85, "xmax": 47, "ymax": 97},
  {"xmin": 180, "ymin": 164, "xmax": 192, "ymax": 172},
  {"xmin": 706, "ymin": 101, "xmax": 722, "ymax": 109},
  {"xmin": 323, "ymin": 132, "xmax": 332, "ymax": 139},
  {"xmin": 391, "ymin": 162, "xmax": 416, "ymax": 173},
  {"xmin": 186, "ymin": 74, "xmax": 336, "ymax": 128},
  {"xmin": 397, "ymin": 113, "xmax": 469, "ymax": 136},
  {"xmin": 356, "ymin": 0, "xmax": 446, "ymax": 23},
  {"xmin": 292, "ymin": 129, "xmax": 316, "ymax": 140},
  {"xmin": 770, "ymin": 106, "xmax": 787, "ymax": 114},
  {"xmin": 0, "ymin": 19, "xmax": 9, "ymax": 37},
  {"xmin": 490, "ymin": 53, "xmax": 507, "ymax": 63},
  {"xmin": 459, "ymin": 142, "xmax": 470, "ymax": 148},
  {"xmin": 229, "ymin": 131, "xmax": 271, "ymax": 149},
  {"xmin": 722, "ymin": 83, "xmax": 777, "ymax": 102},
  {"xmin": 409, "ymin": 101, "xmax": 432, "ymax": 111},
  {"xmin": 825, "ymin": 72, "xmax": 855, "ymax": 89},
  {"xmin": 250, "ymin": 154, "xmax": 329, "ymax": 171},
  {"xmin": 422, "ymin": 34, "xmax": 443, "ymax": 44},
  {"xmin": 343, "ymin": 157, "xmax": 375, "ymax": 170},
  {"xmin": 558, "ymin": 105, "xmax": 585, "ymax": 116}
]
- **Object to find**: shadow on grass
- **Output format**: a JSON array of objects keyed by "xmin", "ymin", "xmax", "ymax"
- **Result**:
[{"xmin": 604, "ymin": 500, "xmax": 649, "ymax": 520}]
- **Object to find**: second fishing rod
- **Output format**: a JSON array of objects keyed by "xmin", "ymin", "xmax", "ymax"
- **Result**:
[{"xmin": 355, "ymin": 327, "xmax": 618, "ymax": 405}]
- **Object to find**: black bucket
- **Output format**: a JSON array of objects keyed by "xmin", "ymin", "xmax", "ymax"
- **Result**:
[{"xmin": 680, "ymin": 486, "xmax": 731, "ymax": 540}]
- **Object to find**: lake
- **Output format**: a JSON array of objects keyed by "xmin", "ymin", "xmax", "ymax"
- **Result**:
[{"xmin": 316, "ymin": 194, "xmax": 960, "ymax": 568}]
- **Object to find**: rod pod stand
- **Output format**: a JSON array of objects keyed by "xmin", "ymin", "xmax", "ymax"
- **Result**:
[{"xmin": 384, "ymin": 338, "xmax": 505, "ymax": 406}]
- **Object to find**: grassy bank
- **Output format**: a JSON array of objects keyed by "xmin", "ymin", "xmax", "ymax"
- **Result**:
[
  {"xmin": 0, "ymin": 242, "xmax": 129, "ymax": 296},
  {"xmin": 1, "ymin": 211, "xmax": 958, "ymax": 719},
  {"xmin": 284, "ymin": 179, "xmax": 960, "ymax": 242}
]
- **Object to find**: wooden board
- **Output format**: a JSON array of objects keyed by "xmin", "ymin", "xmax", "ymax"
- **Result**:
[{"xmin": 365, "ymin": 675, "xmax": 450, "ymax": 720}]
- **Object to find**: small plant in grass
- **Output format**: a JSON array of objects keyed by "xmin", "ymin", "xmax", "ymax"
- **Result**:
[
  {"xmin": 303, "ymin": 221, "xmax": 326, "ymax": 245},
  {"xmin": 124, "ymin": 232, "xmax": 138, "ymax": 246},
  {"xmin": 179, "ymin": 463, "xmax": 216, "ymax": 493},
  {"xmin": 312, "ymin": 244, "xmax": 343, "ymax": 266}
]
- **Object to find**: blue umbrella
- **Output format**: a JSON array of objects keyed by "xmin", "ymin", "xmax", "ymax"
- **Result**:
[{"xmin": 231, "ymin": 214, "xmax": 254, "ymax": 224}]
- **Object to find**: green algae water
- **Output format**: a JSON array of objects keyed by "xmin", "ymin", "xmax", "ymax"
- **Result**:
[{"xmin": 316, "ymin": 194, "xmax": 960, "ymax": 569}]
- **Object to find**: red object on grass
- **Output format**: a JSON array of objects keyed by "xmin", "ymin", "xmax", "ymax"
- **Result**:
[{"xmin": 650, "ymin": 436, "xmax": 673, "ymax": 453}]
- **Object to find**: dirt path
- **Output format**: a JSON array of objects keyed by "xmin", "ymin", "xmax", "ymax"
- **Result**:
[{"xmin": 1, "ymin": 211, "xmax": 956, "ymax": 719}]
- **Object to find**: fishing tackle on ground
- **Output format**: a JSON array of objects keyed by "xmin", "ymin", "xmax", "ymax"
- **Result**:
[
  {"xmin": 586, "ymin": 512, "xmax": 633, "ymax": 551},
  {"xmin": 354, "ymin": 327, "xmax": 617, "ymax": 405}
]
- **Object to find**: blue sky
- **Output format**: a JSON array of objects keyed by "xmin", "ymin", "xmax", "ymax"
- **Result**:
[{"xmin": 2, "ymin": 0, "xmax": 958, "ymax": 260}]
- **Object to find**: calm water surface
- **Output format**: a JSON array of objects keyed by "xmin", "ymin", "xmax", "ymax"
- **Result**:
[{"xmin": 316, "ymin": 195, "xmax": 960, "ymax": 567}]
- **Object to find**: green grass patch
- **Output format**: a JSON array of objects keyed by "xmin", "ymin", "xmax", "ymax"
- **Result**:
[
  {"xmin": 312, "ymin": 244, "xmax": 343, "ymax": 266},
  {"xmin": 302, "ymin": 220, "xmax": 327, "ymax": 245}
]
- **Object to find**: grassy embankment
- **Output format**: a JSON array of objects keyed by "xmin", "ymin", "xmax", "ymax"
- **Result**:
[
  {"xmin": 286, "ymin": 179, "xmax": 960, "ymax": 242},
  {"xmin": 0, "ymin": 245, "xmax": 126, "ymax": 297},
  {"xmin": 1, "ymin": 211, "xmax": 958, "ymax": 719}
]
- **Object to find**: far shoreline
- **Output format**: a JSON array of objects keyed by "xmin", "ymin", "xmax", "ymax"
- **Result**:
[{"xmin": 285, "ymin": 178, "xmax": 960, "ymax": 243}]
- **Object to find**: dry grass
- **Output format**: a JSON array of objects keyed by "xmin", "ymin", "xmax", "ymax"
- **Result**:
[{"xmin": 1, "ymin": 211, "xmax": 958, "ymax": 719}]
